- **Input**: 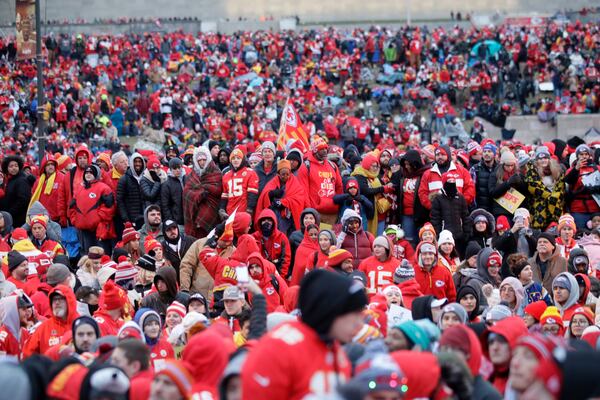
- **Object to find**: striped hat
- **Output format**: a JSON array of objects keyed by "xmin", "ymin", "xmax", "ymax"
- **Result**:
[
  {"xmin": 115, "ymin": 256, "xmax": 138, "ymax": 283},
  {"xmin": 558, "ymin": 213, "xmax": 576, "ymax": 233},
  {"xmin": 155, "ymin": 360, "xmax": 194, "ymax": 398},
  {"xmin": 327, "ymin": 248, "xmax": 353, "ymax": 268},
  {"xmin": 166, "ymin": 301, "xmax": 187, "ymax": 319},
  {"xmin": 121, "ymin": 222, "xmax": 140, "ymax": 245}
]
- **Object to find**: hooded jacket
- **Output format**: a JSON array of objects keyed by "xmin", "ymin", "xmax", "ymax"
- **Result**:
[
  {"xmin": 289, "ymin": 208, "xmax": 321, "ymax": 251},
  {"xmin": 0, "ymin": 156, "xmax": 32, "ymax": 227},
  {"xmin": 358, "ymin": 236, "xmax": 400, "ymax": 297},
  {"xmin": 183, "ymin": 329, "xmax": 232, "ymax": 398},
  {"xmin": 456, "ymin": 284, "xmax": 481, "ymax": 322},
  {"xmin": 116, "ymin": 152, "xmax": 146, "ymax": 223},
  {"xmin": 0, "ymin": 295, "xmax": 29, "ymax": 358},
  {"xmin": 23, "ymin": 284, "xmax": 79, "ymax": 358},
  {"xmin": 552, "ymin": 272, "xmax": 580, "ymax": 325},
  {"xmin": 199, "ymin": 234, "xmax": 260, "ymax": 295},
  {"xmin": 333, "ymin": 177, "xmax": 374, "ymax": 231},
  {"xmin": 413, "ymin": 242, "xmax": 457, "ymax": 302},
  {"xmin": 252, "ymin": 209, "xmax": 291, "ymax": 277},
  {"xmin": 140, "ymin": 166, "xmax": 167, "ymax": 210},
  {"xmin": 297, "ymin": 151, "xmax": 344, "ymax": 215},
  {"xmin": 160, "ymin": 171, "xmax": 187, "ymax": 225},
  {"xmin": 470, "ymin": 159, "xmax": 497, "ymax": 212},
  {"xmin": 468, "ymin": 208, "xmax": 495, "ymax": 249},
  {"xmin": 23, "ymin": 201, "xmax": 62, "ymax": 243},
  {"xmin": 140, "ymin": 266, "xmax": 189, "ymax": 320},
  {"xmin": 68, "ymin": 172, "xmax": 115, "ymax": 234},
  {"xmin": 465, "ymin": 247, "xmax": 502, "ymax": 308},
  {"xmin": 396, "ymin": 150, "xmax": 430, "ymax": 225},
  {"xmin": 29, "ymin": 154, "xmax": 65, "ymax": 222},
  {"xmin": 247, "ymin": 252, "xmax": 288, "ymax": 312},
  {"xmin": 337, "ymin": 209, "xmax": 375, "ymax": 268},
  {"xmin": 57, "ymin": 146, "xmax": 94, "ymax": 225},
  {"xmin": 290, "ymin": 227, "xmax": 319, "ymax": 286},
  {"xmin": 482, "ymin": 316, "xmax": 529, "ymax": 395},
  {"xmin": 138, "ymin": 205, "xmax": 165, "ymax": 248}
]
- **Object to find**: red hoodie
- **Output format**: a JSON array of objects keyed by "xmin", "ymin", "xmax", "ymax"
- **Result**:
[
  {"xmin": 247, "ymin": 252, "xmax": 288, "ymax": 312},
  {"xmin": 482, "ymin": 316, "xmax": 529, "ymax": 395},
  {"xmin": 182, "ymin": 329, "xmax": 232, "ymax": 398},
  {"xmin": 242, "ymin": 320, "xmax": 351, "ymax": 400},
  {"xmin": 413, "ymin": 242, "xmax": 456, "ymax": 302},
  {"xmin": 0, "ymin": 295, "xmax": 29, "ymax": 359},
  {"xmin": 30, "ymin": 154, "xmax": 65, "ymax": 221},
  {"xmin": 252, "ymin": 209, "xmax": 292, "ymax": 278},
  {"xmin": 297, "ymin": 152, "xmax": 343, "ymax": 215},
  {"xmin": 397, "ymin": 279, "xmax": 424, "ymax": 309},
  {"xmin": 57, "ymin": 146, "xmax": 93, "ymax": 225},
  {"xmin": 23, "ymin": 285, "xmax": 79, "ymax": 358},
  {"xmin": 199, "ymin": 234, "xmax": 260, "ymax": 299}
]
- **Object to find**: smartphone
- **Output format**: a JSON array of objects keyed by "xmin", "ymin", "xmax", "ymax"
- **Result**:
[
  {"xmin": 236, "ymin": 265, "xmax": 250, "ymax": 284},
  {"xmin": 516, "ymin": 216, "xmax": 524, "ymax": 225}
]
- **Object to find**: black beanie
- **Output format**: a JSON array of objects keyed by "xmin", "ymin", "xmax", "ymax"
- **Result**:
[
  {"xmin": 299, "ymin": 269, "xmax": 367, "ymax": 340},
  {"xmin": 465, "ymin": 242, "xmax": 482, "ymax": 260},
  {"xmin": 7, "ymin": 250, "xmax": 27, "ymax": 271},
  {"xmin": 72, "ymin": 316, "xmax": 100, "ymax": 353},
  {"xmin": 137, "ymin": 253, "xmax": 156, "ymax": 272},
  {"xmin": 538, "ymin": 232, "xmax": 556, "ymax": 249}
]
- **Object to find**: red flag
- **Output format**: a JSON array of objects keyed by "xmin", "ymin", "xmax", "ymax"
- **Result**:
[
  {"xmin": 313, "ymin": 76, "xmax": 328, "ymax": 92},
  {"xmin": 276, "ymin": 99, "xmax": 310, "ymax": 153}
]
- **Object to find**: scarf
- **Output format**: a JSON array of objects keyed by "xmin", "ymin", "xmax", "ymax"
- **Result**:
[
  {"xmin": 352, "ymin": 166, "xmax": 383, "ymax": 234},
  {"xmin": 28, "ymin": 172, "xmax": 56, "ymax": 212},
  {"xmin": 112, "ymin": 168, "xmax": 123, "ymax": 180}
]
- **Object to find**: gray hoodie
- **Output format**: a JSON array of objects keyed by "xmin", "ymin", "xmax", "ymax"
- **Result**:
[
  {"xmin": 552, "ymin": 271, "xmax": 580, "ymax": 317},
  {"xmin": 23, "ymin": 201, "xmax": 62, "ymax": 243}
]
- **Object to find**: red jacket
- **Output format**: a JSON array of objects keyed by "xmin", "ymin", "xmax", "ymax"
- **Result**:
[
  {"xmin": 297, "ymin": 152, "xmax": 343, "ymax": 215},
  {"xmin": 413, "ymin": 243, "xmax": 456, "ymax": 302},
  {"xmin": 199, "ymin": 234, "xmax": 260, "ymax": 293},
  {"xmin": 418, "ymin": 161, "xmax": 475, "ymax": 209},
  {"xmin": 242, "ymin": 320, "xmax": 351, "ymax": 400},
  {"xmin": 252, "ymin": 209, "xmax": 292, "ymax": 278},
  {"xmin": 30, "ymin": 156, "xmax": 65, "ymax": 221},
  {"xmin": 149, "ymin": 337, "xmax": 175, "ymax": 369},
  {"xmin": 23, "ymin": 285, "xmax": 79, "ymax": 358},
  {"xmin": 247, "ymin": 252, "xmax": 288, "ymax": 313},
  {"xmin": 221, "ymin": 166, "xmax": 259, "ymax": 214},
  {"xmin": 129, "ymin": 370, "xmax": 154, "ymax": 400},
  {"xmin": 67, "ymin": 179, "xmax": 115, "ymax": 234},
  {"xmin": 397, "ymin": 279, "xmax": 423, "ymax": 309},
  {"xmin": 57, "ymin": 146, "xmax": 93, "ymax": 225},
  {"xmin": 565, "ymin": 164, "xmax": 600, "ymax": 213},
  {"xmin": 0, "ymin": 295, "xmax": 29, "ymax": 359},
  {"xmin": 93, "ymin": 309, "xmax": 124, "ymax": 337}
]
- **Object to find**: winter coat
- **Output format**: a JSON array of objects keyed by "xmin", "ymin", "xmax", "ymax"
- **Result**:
[
  {"xmin": 430, "ymin": 191, "xmax": 472, "ymax": 242},
  {"xmin": 290, "ymin": 229, "xmax": 320, "ymax": 286},
  {"xmin": 140, "ymin": 168, "xmax": 167, "ymax": 210},
  {"xmin": 179, "ymin": 237, "xmax": 227, "ymax": 298},
  {"xmin": 0, "ymin": 296, "xmax": 29, "ymax": 359},
  {"xmin": 116, "ymin": 153, "xmax": 146, "ymax": 224},
  {"xmin": 246, "ymin": 252, "xmax": 288, "ymax": 313},
  {"xmin": 289, "ymin": 208, "xmax": 321, "ymax": 255},
  {"xmin": 297, "ymin": 152, "xmax": 344, "ymax": 215},
  {"xmin": 524, "ymin": 162, "xmax": 566, "ymax": 230},
  {"xmin": 395, "ymin": 168, "xmax": 430, "ymax": 226},
  {"xmin": 528, "ymin": 247, "xmax": 568, "ymax": 293},
  {"xmin": 252, "ymin": 209, "xmax": 292, "ymax": 277},
  {"xmin": 254, "ymin": 160, "xmax": 278, "ymax": 194},
  {"xmin": 29, "ymin": 155, "xmax": 65, "ymax": 222},
  {"xmin": 160, "ymin": 174, "xmax": 187, "ymax": 225},
  {"xmin": 57, "ymin": 146, "xmax": 95, "ymax": 225},
  {"xmin": 337, "ymin": 209, "xmax": 375, "ymax": 268},
  {"xmin": 467, "ymin": 208, "xmax": 495, "ymax": 249},
  {"xmin": 470, "ymin": 161, "xmax": 497, "ymax": 212},
  {"xmin": 241, "ymin": 320, "xmax": 351, "ymax": 400},
  {"xmin": 418, "ymin": 161, "xmax": 475, "ymax": 209},
  {"xmin": 413, "ymin": 242, "xmax": 457, "ymax": 302},
  {"xmin": 140, "ymin": 266, "xmax": 189, "ymax": 320},
  {"xmin": 458, "ymin": 248, "xmax": 501, "ymax": 308},
  {"xmin": 22, "ymin": 201, "xmax": 63, "ymax": 243},
  {"xmin": 23, "ymin": 285, "xmax": 79, "ymax": 357},
  {"xmin": 68, "ymin": 180, "xmax": 115, "ymax": 237},
  {"xmin": 0, "ymin": 170, "xmax": 32, "ymax": 227},
  {"xmin": 161, "ymin": 233, "xmax": 196, "ymax": 280},
  {"xmin": 564, "ymin": 163, "xmax": 600, "ymax": 214}
]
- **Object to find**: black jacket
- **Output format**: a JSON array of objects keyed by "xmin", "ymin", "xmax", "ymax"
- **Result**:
[
  {"xmin": 488, "ymin": 167, "xmax": 529, "ymax": 218},
  {"xmin": 255, "ymin": 160, "xmax": 278, "ymax": 193},
  {"xmin": 0, "ymin": 171, "xmax": 32, "ymax": 227},
  {"xmin": 116, "ymin": 169, "xmax": 144, "ymax": 224},
  {"xmin": 140, "ymin": 266, "xmax": 189, "ymax": 320},
  {"xmin": 161, "ymin": 233, "xmax": 196, "ymax": 280},
  {"xmin": 430, "ymin": 193, "xmax": 472, "ymax": 242},
  {"xmin": 470, "ymin": 161, "xmax": 496, "ymax": 212},
  {"xmin": 139, "ymin": 169, "xmax": 165, "ymax": 210},
  {"xmin": 160, "ymin": 175, "xmax": 187, "ymax": 225}
]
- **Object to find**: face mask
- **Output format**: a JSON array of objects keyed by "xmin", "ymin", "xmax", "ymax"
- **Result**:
[
  {"xmin": 87, "ymin": 303, "xmax": 99, "ymax": 315},
  {"xmin": 444, "ymin": 181, "xmax": 457, "ymax": 197},
  {"xmin": 261, "ymin": 223, "xmax": 274, "ymax": 238}
]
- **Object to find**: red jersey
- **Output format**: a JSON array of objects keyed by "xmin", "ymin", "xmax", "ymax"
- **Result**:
[
  {"xmin": 93, "ymin": 309, "xmax": 124, "ymax": 337},
  {"xmin": 221, "ymin": 167, "xmax": 259, "ymax": 214},
  {"xmin": 242, "ymin": 320, "xmax": 351, "ymax": 400},
  {"xmin": 358, "ymin": 255, "xmax": 401, "ymax": 297}
]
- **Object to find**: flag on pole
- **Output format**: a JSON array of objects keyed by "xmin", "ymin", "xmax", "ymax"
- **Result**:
[{"xmin": 276, "ymin": 99, "xmax": 310, "ymax": 153}]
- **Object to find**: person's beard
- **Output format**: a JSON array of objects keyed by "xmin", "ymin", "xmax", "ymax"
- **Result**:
[{"xmin": 54, "ymin": 307, "xmax": 66, "ymax": 319}]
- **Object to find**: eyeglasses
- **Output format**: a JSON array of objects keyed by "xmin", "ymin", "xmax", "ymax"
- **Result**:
[
  {"xmin": 542, "ymin": 325, "xmax": 561, "ymax": 334},
  {"xmin": 571, "ymin": 319, "xmax": 590, "ymax": 326}
]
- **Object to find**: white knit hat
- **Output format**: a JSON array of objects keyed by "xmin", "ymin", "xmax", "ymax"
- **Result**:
[{"xmin": 438, "ymin": 230, "xmax": 455, "ymax": 246}]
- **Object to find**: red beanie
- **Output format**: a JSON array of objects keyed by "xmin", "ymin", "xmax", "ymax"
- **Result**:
[
  {"xmin": 121, "ymin": 222, "xmax": 140, "ymax": 245},
  {"xmin": 166, "ymin": 301, "xmax": 187, "ymax": 319},
  {"xmin": 144, "ymin": 236, "xmax": 162, "ymax": 254},
  {"xmin": 524, "ymin": 300, "xmax": 548, "ymax": 322},
  {"xmin": 327, "ymin": 248, "xmax": 353, "ymax": 268},
  {"xmin": 30, "ymin": 215, "xmax": 48, "ymax": 230},
  {"xmin": 496, "ymin": 215, "xmax": 510, "ymax": 231},
  {"xmin": 361, "ymin": 154, "xmax": 379, "ymax": 170},
  {"xmin": 233, "ymin": 211, "xmax": 251, "ymax": 236},
  {"xmin": 11, "ymin": 227, "xmax": 29, "ymax": 242},
  {"xmin": 100, "ymin": 280, "xmax": 127, "ymax": 311}
]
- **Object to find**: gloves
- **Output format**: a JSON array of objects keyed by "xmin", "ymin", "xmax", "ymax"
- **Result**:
[
  {"xmin": 218, "ymin": 209, "xmax": 229, "ymax": 221},
  {"xmin": 508, "ymin": 174, "xmax": 521, "ymax": 185},
  {"xmin": 150, "ymin": 170, "xmax": 160, "ymax": 182},
  {"xmin": 273, "ymin": 199, "xmax": 283, "ymax": 209}
]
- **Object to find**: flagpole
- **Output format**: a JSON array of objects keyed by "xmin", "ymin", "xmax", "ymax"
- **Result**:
[{"xmin": 35, "ymin": 0, "xmax": 45, "ymax": 165}]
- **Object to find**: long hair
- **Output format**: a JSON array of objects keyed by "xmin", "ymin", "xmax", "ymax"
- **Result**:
[{"xmin": 535, "ymin": 158, "xmax": 562, "ymax": 181}]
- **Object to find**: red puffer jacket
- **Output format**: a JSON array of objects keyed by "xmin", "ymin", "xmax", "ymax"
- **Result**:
[{"xmin": 67, "ymin": 180, "xmax": 115, "ymax": 233}]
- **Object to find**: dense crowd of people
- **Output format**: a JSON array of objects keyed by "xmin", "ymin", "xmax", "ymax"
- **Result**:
[{"xmin": 0, "ymin": 18, "xmax": 599, "ymax": 400}]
